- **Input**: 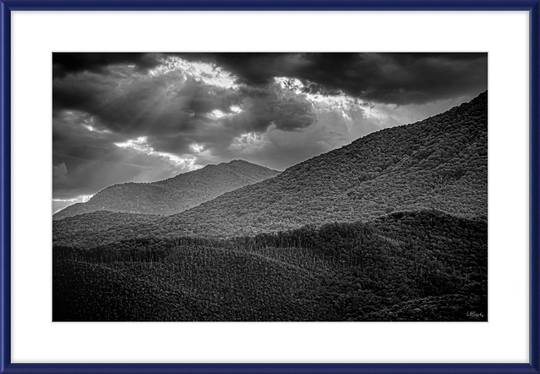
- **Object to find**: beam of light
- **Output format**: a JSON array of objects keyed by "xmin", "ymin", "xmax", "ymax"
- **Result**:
[
  {"xmin": 58, "ymin": 56, "xmax": 240, "ymax": 139},
  {"xmin": 60, "ymin": 66, "xmax": 178, "ymax": 137}
]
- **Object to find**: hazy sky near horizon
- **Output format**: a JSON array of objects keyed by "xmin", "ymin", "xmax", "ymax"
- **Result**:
[{"xmin": 53, "ymin": 53, "xmax": 487, "ymax": 212}]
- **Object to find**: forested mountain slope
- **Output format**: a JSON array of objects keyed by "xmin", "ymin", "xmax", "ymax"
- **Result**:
[
  {"xmin": 53, "ymin": 91, "xmax": 487, "ymax": 246},
  {"xmin": 159, "ymin": 91, "xmax": 487, "ymax": 237},
  {"xmin": 53, "ymin": 160, "xmax": 279, "ymax": 220}
]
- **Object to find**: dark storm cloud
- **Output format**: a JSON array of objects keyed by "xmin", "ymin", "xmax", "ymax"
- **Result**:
[
  {"xmin": 53, "ymin": 53, "xmax": 162, "ymax": 78},
  {"xmin": 181, "ymin": 53, "xmax": 487, "ymax": 105},
  {"xmin": 54, "ymin": 53, "xmax": 487, "ymax": 106},
  {"xmin": 53, "ymin": 62, "xmax": 317, "ymax": 157},
  {"xmin": 52, "ymin": 111, "xmax": 140, "ymax": 198},
  {"xmin": 224, "ymin": 84, "xmax": 316, "ymax": 132},
  {"xmin": 53, "ymin": 52, "xmax": 487, "ymax": 203},
  {"xmin": 54, "ymin": 70, "xmax": 233, "ymax": 140}
]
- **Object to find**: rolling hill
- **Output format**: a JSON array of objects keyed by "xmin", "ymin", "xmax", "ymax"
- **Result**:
[
  {"xmin": 53, "ymin": 159, "xmax": 280, "ymax": 220},
  {"xmin": 54, "ymin": 210, "xmax": 487, "ymax": 321}
]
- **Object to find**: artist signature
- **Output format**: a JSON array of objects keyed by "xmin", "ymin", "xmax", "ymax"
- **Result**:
[{"xmin": 466, "ymin": 311, "xmax": 485, "ymax": 318}]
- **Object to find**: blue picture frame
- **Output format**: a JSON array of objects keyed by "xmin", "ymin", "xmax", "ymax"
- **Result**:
[{"xmin": 1, "ymin": 1, "xmax": 538, "ymax": 373}]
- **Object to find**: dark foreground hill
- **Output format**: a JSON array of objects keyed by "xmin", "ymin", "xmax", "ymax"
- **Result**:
[
  {"xmin": 53, "ymin": 91, "xmax": 487, "ymax": 247},
  {"xmin": 53, "ymin": 210, "xmax": 487, "ymax": 321},
  {"xmin": 53, "ymin": 160, "xmax": 280, "ymax": 220}
]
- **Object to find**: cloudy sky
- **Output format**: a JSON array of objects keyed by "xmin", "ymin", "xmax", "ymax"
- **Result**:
[{"xmin": 53, "ymin": 53, "xmax": 487, "ymax": 213}]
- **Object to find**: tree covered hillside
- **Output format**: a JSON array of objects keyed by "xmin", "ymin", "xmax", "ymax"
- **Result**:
[
  {"xmin": 159, "ymin": 91, "xmax": 488, "ymax": 237},
  {"xmin": 54, "ymin": 210, "xmax": 486, "ymax": 321},
  {"xmin": 53, "ymin": 160, "xmax": 279, "ymax": 220},
  {"xmin": 53, "ymin": 92, "xmax": 487, "ymax": 247}
]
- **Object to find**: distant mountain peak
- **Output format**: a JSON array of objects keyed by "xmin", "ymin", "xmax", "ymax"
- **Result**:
[
  {"xmin": 53, "ymin": 159, "xmax": 280, "ymax": 220},
  {"xmin": 200, "ymin": 159, "xmax": 264, "ymax": 169},
  {"xmin": 223, "ymin": 159, "xmax": 263, "ymax": 167}
]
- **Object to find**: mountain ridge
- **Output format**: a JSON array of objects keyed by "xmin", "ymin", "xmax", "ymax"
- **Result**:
[
  {"xmin": 159, "ymin": 91, "xmax": 487, "ymax": 237},
  {"xmin": 53, "ymin": 159, "xmax": 280, "ymax": 220},
  {"xmin": 53, "ymin": 91, "xmax": 487, "ymax": 247}
]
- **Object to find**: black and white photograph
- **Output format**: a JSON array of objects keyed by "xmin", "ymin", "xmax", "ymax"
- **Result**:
[{"xmin": 52, "ymin": 53, "xmax": 488, "ymax": 322}]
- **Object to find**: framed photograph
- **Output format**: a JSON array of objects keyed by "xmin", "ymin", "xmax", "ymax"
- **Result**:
[{"xmin": 1, "ymin": 1, "xmax": 538, "ymax": 374}]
